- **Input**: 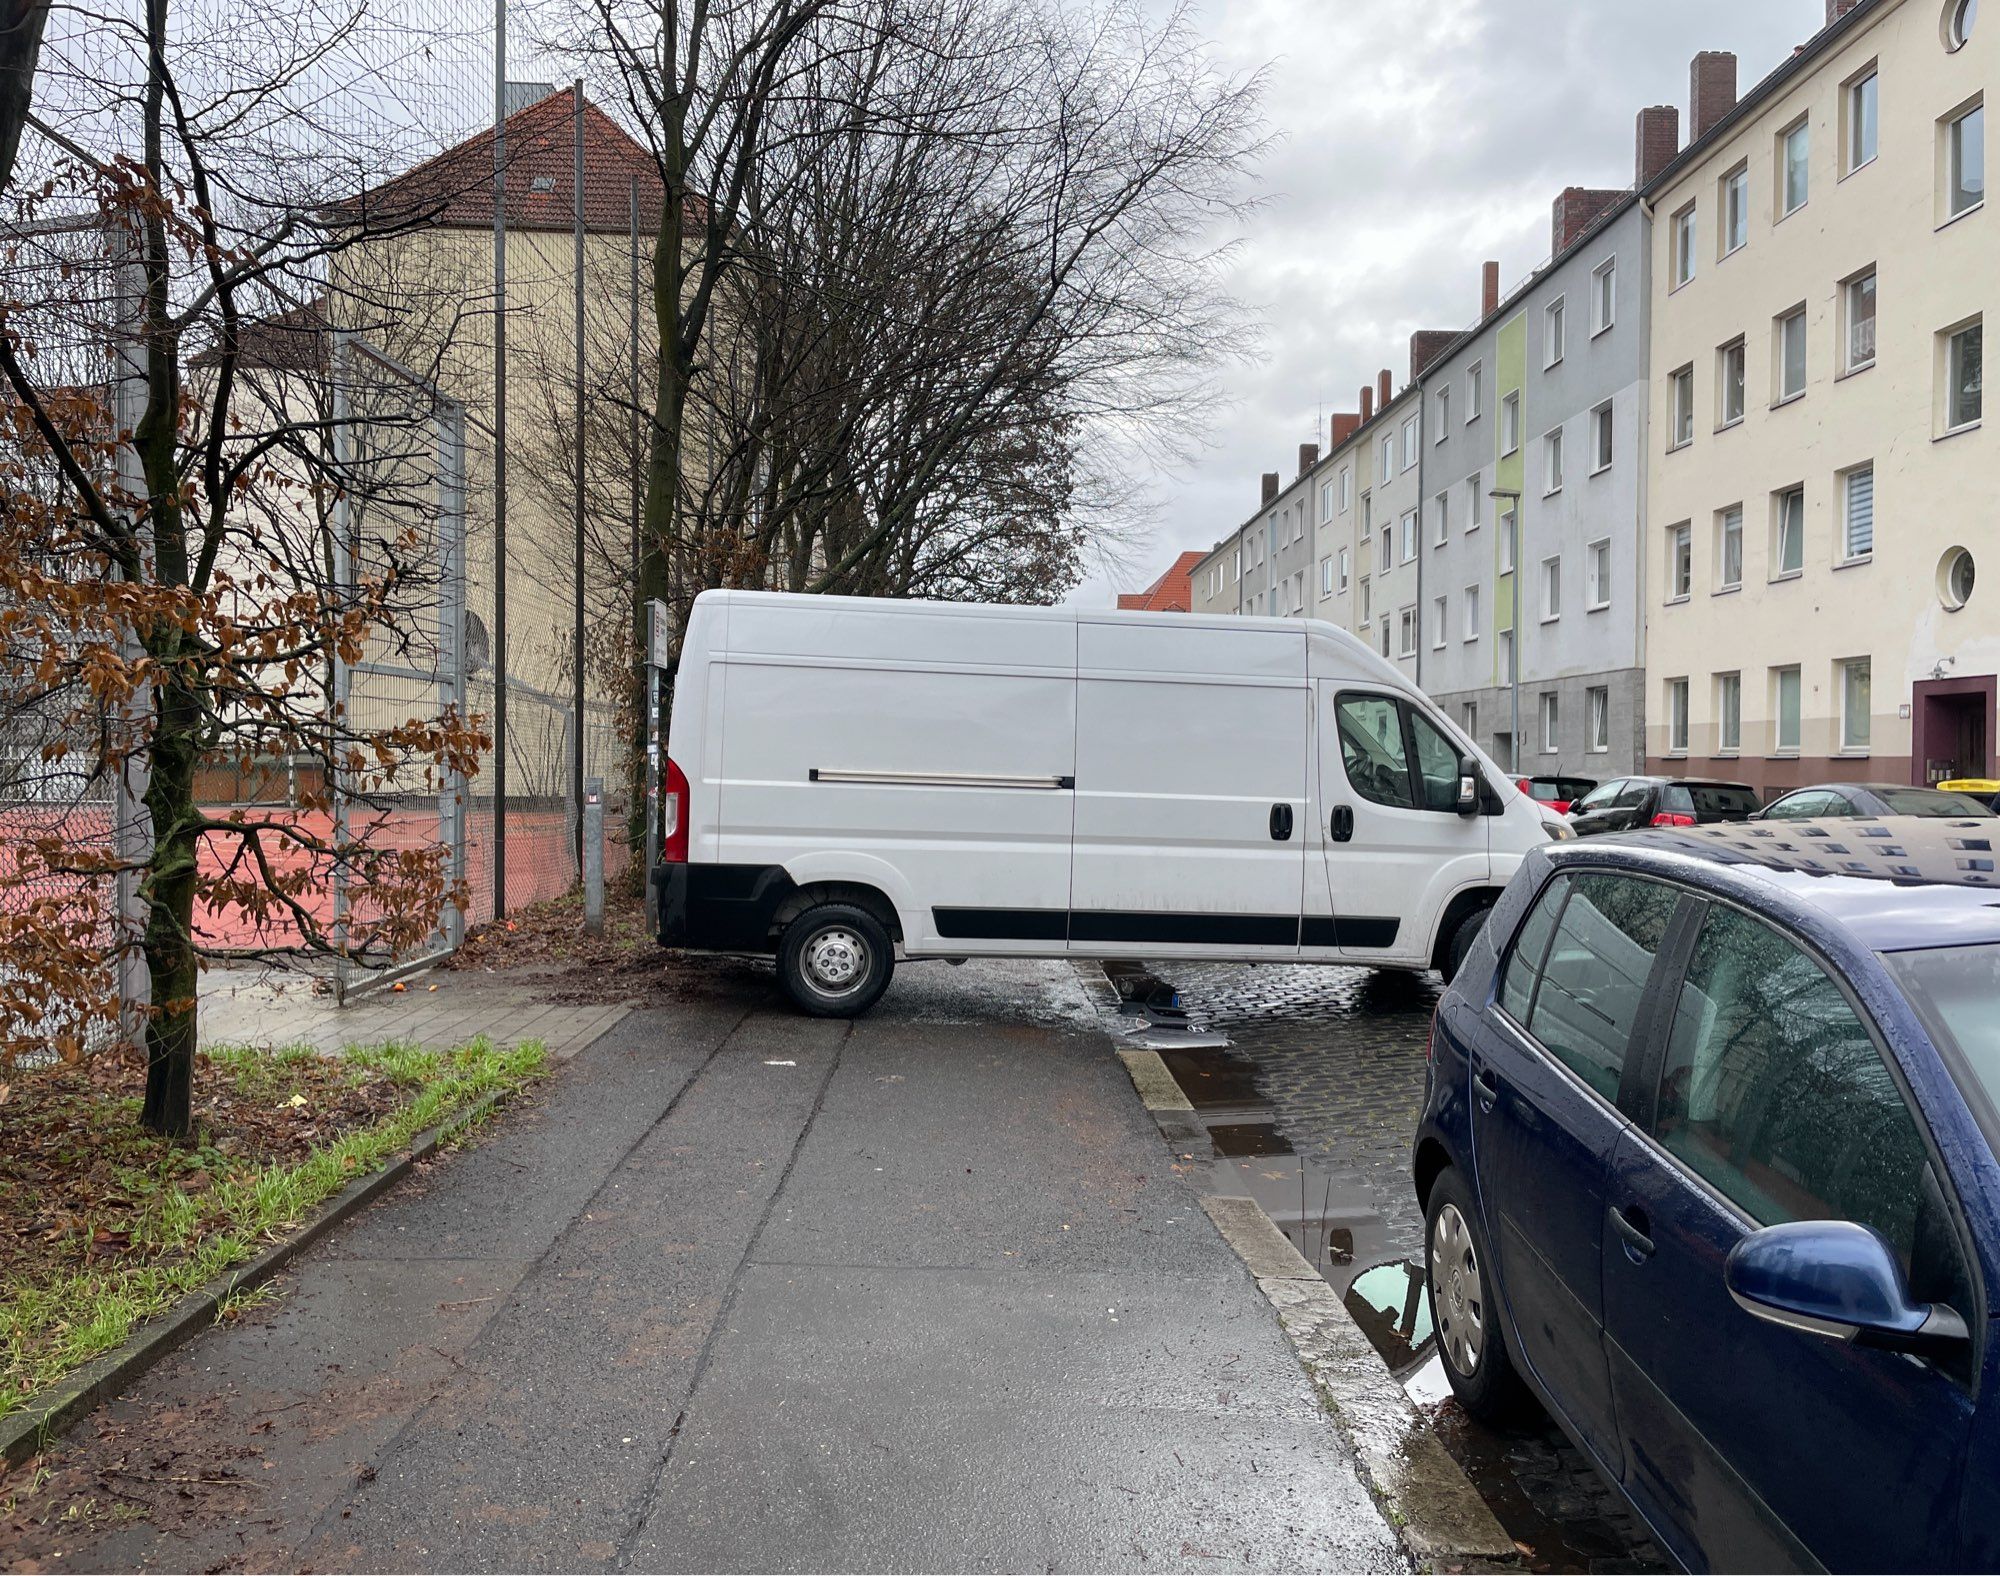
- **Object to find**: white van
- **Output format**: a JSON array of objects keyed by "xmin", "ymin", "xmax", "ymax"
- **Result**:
[{"xmin": 653, "ymin": 590, "xmax": 1572, "ymax": 1016}]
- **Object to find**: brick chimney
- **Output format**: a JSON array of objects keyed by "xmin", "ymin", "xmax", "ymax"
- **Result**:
[
  {"xmin": 1359, "ymin": 383, "xmax": 1374, "ymax": 422},
  {"xmin": 1551, "ymin": 187, "xmax": 1625, "ymax": 254},
  {"xmin": 1329, "ymin": 411, "xmax": 1360, "ymax": 447},
  {"xmin": 1826, "ymin": 0, "xmax": 1861, "ymax": 23},
  {"xmin": 1261, "ymin": 471, "xmax": 1280, "ymax": 506},
  {"xmin": 1377, "ymin": 368, "xmax": 1393, "ymax": 408},
  {"xmin": 1691, "ymin": 52, "xmax": 1738, "ymax": 141},
  {"xmin": 1298, "ymin": 442, "xmax": 1319, "ymax": 476},
  {"xmin": 1636, "ymin": 104, "xmax": 1680, "ymax": 187},
  {"xmin": 1481, "ymin": 260, "xmax": 1501, "ymax": 318},
  {"xmin": 1409, "ymin": 329, "xmax": 1457, "ymax": 383}
]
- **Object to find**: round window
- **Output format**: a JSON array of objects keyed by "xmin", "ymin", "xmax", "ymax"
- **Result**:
[
  {"xmin": 1940, "ymin": 546, "xmax": 1976, "ymax": 610},
  {"xmin": 1946, "ymin": 0, "xmax": 1978, "ymax": 49}
]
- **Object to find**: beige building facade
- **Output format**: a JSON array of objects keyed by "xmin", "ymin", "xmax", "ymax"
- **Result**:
[{"xmin": 1644, "ymin": 0, "xmax": 1992, "ymax": 792}]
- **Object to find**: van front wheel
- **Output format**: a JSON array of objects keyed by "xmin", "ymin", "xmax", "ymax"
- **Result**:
[{"xmin": 777, "ymin": 904, "xmax": 894, "ymax": 1018}]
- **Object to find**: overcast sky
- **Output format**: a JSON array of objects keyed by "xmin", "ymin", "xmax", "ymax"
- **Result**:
[{"xmin": 1081, "ymin": 0, "xmax": 1831, "ymax": 606}]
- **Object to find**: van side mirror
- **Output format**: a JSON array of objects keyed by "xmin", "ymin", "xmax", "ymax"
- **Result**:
[
  {"xmin": 1724, "ymin": 1220, "xmax": 1969, "ymax": 1356},
  {"xmin": 1456, "ymin": 756, "xmax": 1481, "ymax": 816}
]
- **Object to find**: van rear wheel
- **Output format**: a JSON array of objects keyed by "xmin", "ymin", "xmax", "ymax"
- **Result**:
[{"xmin": 777, "ymin": 903, "xmax": 894, "ymax": 1018}]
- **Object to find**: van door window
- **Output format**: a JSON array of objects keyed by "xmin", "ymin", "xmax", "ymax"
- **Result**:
[
  {"xmin": 1407, "ymin": 708, "xmax": 1464, "ymax": 813},
  {"xmin": 1528, "ymin": 874, "xmax": 1678, "ymax": 1101},
  {"xmin": 1335, "ymin": 695, "xmax": 1416, "ymax": 810}
]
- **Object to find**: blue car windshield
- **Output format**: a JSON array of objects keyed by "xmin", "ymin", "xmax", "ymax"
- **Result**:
[{"xmin": 1887, "ymin": 944, "xmax": 2000, "ymax": 1145}]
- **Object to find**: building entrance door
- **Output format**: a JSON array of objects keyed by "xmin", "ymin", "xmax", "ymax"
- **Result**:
[{"xmin": 1912, "ymin": 675, "xmax": 1996, "ymax": 784}]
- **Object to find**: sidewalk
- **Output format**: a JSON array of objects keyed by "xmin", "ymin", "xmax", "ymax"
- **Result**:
[
  {"xmin": 197, "ymin": 964, "xmax": 629, "ymax": 1062},
  {"xmin": 7, "ymin": 959, "xmax": 1404, "ymax": 1573}
]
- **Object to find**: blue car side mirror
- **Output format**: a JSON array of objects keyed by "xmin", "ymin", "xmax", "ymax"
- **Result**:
[{"xmin": 1724, "ymin": 1219, "xmax": 1969, "ymax": 1354}]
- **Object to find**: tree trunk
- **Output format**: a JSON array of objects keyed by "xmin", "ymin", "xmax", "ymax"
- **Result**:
[{"xmin": 139, "ymin": 666, "xmax": 198, "ymax": 1138}]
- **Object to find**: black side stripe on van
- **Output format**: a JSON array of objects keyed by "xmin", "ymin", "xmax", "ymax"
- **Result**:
[{"xmin": 931, "ymin": 909, "xmax": 1401, "ymax": 948}]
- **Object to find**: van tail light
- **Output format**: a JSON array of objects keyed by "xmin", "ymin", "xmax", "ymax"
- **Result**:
[
  {"xmin": 1651, "ymin": 811, "xmax": 1697, "ymax": 828},
  {"xmin": 663, "ymin": 756, "xmax": 690, "ymax": 863}
]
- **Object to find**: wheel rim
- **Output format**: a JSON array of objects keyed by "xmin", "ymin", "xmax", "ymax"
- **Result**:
[
  {"xmin": 1430, "ymin": 1202, "xmax": 1485, "ymax": 1377},
  {"xmin": 802, "ymin": 926, "xmax": 869, "ymax": 997}
]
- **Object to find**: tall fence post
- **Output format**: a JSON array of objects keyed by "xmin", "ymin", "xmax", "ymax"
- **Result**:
[
  {"xmin": 438, "ymin": 400, "xmax": 469, "ymax": 948},
  {"xmin": 583, "ymin": 776, "xmax": 604, "ymax": 936}
]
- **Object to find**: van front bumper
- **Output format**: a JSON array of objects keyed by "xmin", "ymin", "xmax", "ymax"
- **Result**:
[{"xmin": 650, "ymin": 862, "xmax": 796, "ymax": 952}]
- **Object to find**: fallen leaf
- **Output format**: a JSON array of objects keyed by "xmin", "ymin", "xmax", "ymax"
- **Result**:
[{"xmin": 284, "ymin": 1094, "xmax": 307, "ymax": 1109}]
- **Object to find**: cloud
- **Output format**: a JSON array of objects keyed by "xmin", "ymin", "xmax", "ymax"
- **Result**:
[{"xmin": 1086, "ymin": 0, "xmax": 1826, "ymax": 603}]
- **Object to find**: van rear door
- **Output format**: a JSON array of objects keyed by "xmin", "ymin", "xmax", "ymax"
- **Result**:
[{"xmin": 1068, "ymin": 621, "xmax": 1305, "ymax": 955}]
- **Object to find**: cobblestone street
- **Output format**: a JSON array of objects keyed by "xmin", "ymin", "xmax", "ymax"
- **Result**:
[{"xmin": 1138, "ymin": 959, "xmax": 1669, "ymax": 1575}]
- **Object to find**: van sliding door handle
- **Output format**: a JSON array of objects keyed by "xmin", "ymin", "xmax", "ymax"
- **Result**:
[{"xmin": 1269, "ymin": 804, "xmax": 1294, "ymax": 841}]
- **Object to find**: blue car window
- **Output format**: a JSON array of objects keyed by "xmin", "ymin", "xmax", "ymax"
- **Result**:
[
  {"xmin": 1500, "ymin": 874, "xmax": 1567, "ymax": 1024},
  {"xmin": 1528, "ymin": 874, "xmax": 1678, "ymax": 1100},
  {"xmin": 1655, "ymin": 904, "xmax": 1930, "ymax": 1271}
]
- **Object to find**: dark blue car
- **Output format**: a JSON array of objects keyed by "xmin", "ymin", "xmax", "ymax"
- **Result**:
[{"xmin": 1415, "ymin": 818, "xmax": 2000, "ymax": 1573}]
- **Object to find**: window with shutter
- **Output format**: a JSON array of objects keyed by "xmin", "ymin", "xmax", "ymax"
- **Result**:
[{"xmin": 1843, "ymin": 465, "xmax": 1874, "ymax": 560}]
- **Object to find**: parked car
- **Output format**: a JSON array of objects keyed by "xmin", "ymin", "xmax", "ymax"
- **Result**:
[
  {"xmin": 1937, "ymin": 777, "xmax": 2000, "ymax": 813},
  {"xmin": 1565, "ymin": 775, "xmax": 1761, "ymax": 836},
  {"xmin": 1757, "ymin": 781, "xmax": 1996, "ymax": 819},
  {"xmin": 654, "ymin": 591, "xmax": 1573, "ymax": 1014},
  {"xmin": 1513, "ymin": 775, "xmax": 1597, "ymax": 815},
  {"xmin": 1414, "ymin": 817, "xmax": 2000, "ymax": 1573}
]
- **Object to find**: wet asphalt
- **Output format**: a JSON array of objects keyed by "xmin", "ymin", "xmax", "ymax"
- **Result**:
[{"xmin": 7, "ymin": 959, "xmax": 1404, "ymax": 1574}]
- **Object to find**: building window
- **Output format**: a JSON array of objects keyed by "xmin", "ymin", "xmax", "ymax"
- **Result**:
[
  {"xmin": 1360, "ymin": 576, "xmax": 1371, "ymax": 621},
  {"xmin": 1402, "ymin": 416, "xmax": 1419, "ymax": 470},
  {"xmin": 1463, "ymin": 474, "xmax": 1482, "ymax": 531},
  {"xmin": 1540, "ymin": 692, "xmax": 1560, "ymax": 755},
  {"xmin": 1587, "ymin": 686, "xmax": 1609, "ymax": 753},
  {"xmin": 1841, "ymin": 462, "xmax": 1875, "ymax": 562},
  {"xmin": 1320, "ymin": 555, "xmax": 1335, "ymax": 596},
  {"xmin": 1773, "ymin": 486, "xmax": 1806, "ymax": 577},
  {"xmin": 1945, "ymin": 316, "xmax": 1983, "ymax": 431},
  {"xmin": 1779, "ymin": 117, "xmax": 1810, "ymax": 216},
  {"xmin": 1945, "ymin": 99, "xmax": 1984, "ymax": 218},
  {"xmin": 1839, "ymin": 656, "xmax": 1872, "ymax": 751},
  {"xmin": 1499, "ymin": 629, "xmax": 1515, "ymax": 687},
  {"xmin": 1668, "ymin": 522, "xmax": 1693, "ymax": 601},
  {"xmin": 1380, "ymin": 527, "xmax": 1392, "ymax": 573},
  {"xmin": 1464, "ymin": 584, "xmax": 1481, "ymax": 640},
  {"xmin": 1845, "ymin": 67, "xmax": 1878, "ymax": 175},
  {"xmin": 1545, "ymin": 297, "xmax": 1566, "ymax": 367},
  {"xmin": 1432, "ymin": 594, "xmax": 1448, "ymax": 649},
  {"xmin": 1462, "ymin": 701, "xmax": 1478, "ymax": 736},
  {"xmin": 1400, "ymin": 510, "xmax": 1418, "ymax": 563},
  {"xmin": 1543, "ymin": 426, "xmax": 1564, "ymax": 495},
  {"xmin": 1500, "ymin": 391, "xmax": 1521, "ymax": 455},
  {"xmin": 1339, "ymin": 466, "xmax": 1353, "ymax": 512},
  {"xmin": 1434, "ymin": 492, "xmax": 1450, "ymax": 545},
  {"xmin": 1590, "ymin": 401, "xmax": 1614, "ymax": 473},
  {"xmin": 1381, "ymin": 619, "xmax": 1393, "ymax": 660},
  {"xmin": 1499, "ymin": 507, "xmax": 1517, "ymax": 575},
  {"xmin": 1667, "ymin": 678, "xmax": 1690, "ymax": 755},
  {"xmin": 1231, "ymin": 548, "xmax": 1241, "ymax": 581},
  {"xmin": 1777, "ymin": 304, "xmax": 1808, "ymax": 402},
  {"xmin": 1672, "ymin": 202, "xmax": 1697, "ymax": 288},
  {"xmin": 1716, "ymin": 672, "xmax": 1742, "ymax": 754},
  {"xmin": 1670, "ymin": 364, "xmax": 1695, "ymax": 448},
  {"xmin": 1774, "ymin": 666, "xmax": 1802, "ymax": 753},
  {"xmin": 1591, "ymin": 257, "xmax": 1616, "ymax": 334},
  {"xmin": 1541, "ymin": 555, "xmax": 1561, "ymax": 622},
  {"xmin": 1717, "ymin": 505, "xmax": 1744, "ymax": 591},
  {"xmin": 1720, "ymin": 163, "xmax": 1749, "ymax": 256},
  {"xmin": 1948, "ymin": 0, "xmax": 1978, "ymax": 49},
  {"xmin": 1435, "ymin": 384, "xmax": 1451, "ymax": 435},
  {"xmin": 1587, "ymin": 538, "xmax": 1611, "ymax": 610},
  {"xmin": 1381, "ymin": 434, "xmax": 1395, "ymax": 477},
  {"xmin": 1718, "ymin": 338, "xmax": 1746, "ymax": 427},
  {"xmin": 1338, "ymin": 547, "xmax": 1351, "ymax": 592},
  {"xmin": 1467, "ymin": 361, "xmax": 1483, "ymax": 421},
  {"xmin": 1843, "ymin": 268, "xmax": 1877, "ymax": 373}
]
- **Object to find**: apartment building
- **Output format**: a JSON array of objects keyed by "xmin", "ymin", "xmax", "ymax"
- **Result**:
[
  {"xmin": 1308, "ymin": 371, "xmax": 1426, "ymax": 682},
  {"xmin": 1189, "ymin": 443, "xmax": 1325, "ymax": 619},
  {"xmin": 1645, "ymin": 0, "xmax": 1992, "ymax": 791},
  {"xmin": 1421, "ymin": 182, "xmax": 1655, "ymax": 778}
]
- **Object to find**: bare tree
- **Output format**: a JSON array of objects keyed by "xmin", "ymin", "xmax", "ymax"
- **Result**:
[{"xmin": 0, "ymin": 0, "xmax": 489, "ymax": 1134}]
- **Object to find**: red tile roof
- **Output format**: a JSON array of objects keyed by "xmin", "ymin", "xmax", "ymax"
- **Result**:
[
  {"xmin": 1115, "ymin": 551, "xmax": 1206, "ymax": 613},
  {"xmin": 339, "ymin": 90, "xmax": 676, "ymax": 235}
]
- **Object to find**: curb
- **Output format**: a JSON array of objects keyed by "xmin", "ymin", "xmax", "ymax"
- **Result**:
[
  {"xmin": 1106, "ymin": 988, "xmax": 1518, "ymax": 1573},
  {"xmin": 0, "ymin": 1084, "xmax": 515, "ymax": 1471}
]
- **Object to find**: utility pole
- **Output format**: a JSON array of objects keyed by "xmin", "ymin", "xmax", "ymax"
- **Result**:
[
  {"xmin": 490, "ymin": 0, "xmax": 509, "ymax": 922},
  {"xmin": 572, "ymin": 79, "xmax": 587, "ymax": 873}
]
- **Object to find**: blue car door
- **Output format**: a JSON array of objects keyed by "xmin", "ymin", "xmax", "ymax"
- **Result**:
[
  {"xmin": 1601, "ymin": 900, "xmax": 1978, "ymax": 1572},
  {"xmin": 1472, "ymin": 870, "xmax": 1681, "ymax": 1472}
]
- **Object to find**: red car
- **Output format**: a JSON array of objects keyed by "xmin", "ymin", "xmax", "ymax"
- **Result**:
[{"xmin": 1514, "ymin": 775, "xmax": 1598, "ymax": 815}]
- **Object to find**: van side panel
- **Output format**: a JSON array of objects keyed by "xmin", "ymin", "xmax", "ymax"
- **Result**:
[
  {"xmin": 1068, "ymin": 621, "xmax": 1307, "ymax": 955},
  {"xmin": 716, "ymin": 600, "xmax": 1077, "ymax": 951}
]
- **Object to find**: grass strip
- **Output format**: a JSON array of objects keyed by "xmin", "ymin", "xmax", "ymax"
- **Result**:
[{"xmin": 0, "ymin": 1035, "xmax": 545, "ymax": 1420}]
